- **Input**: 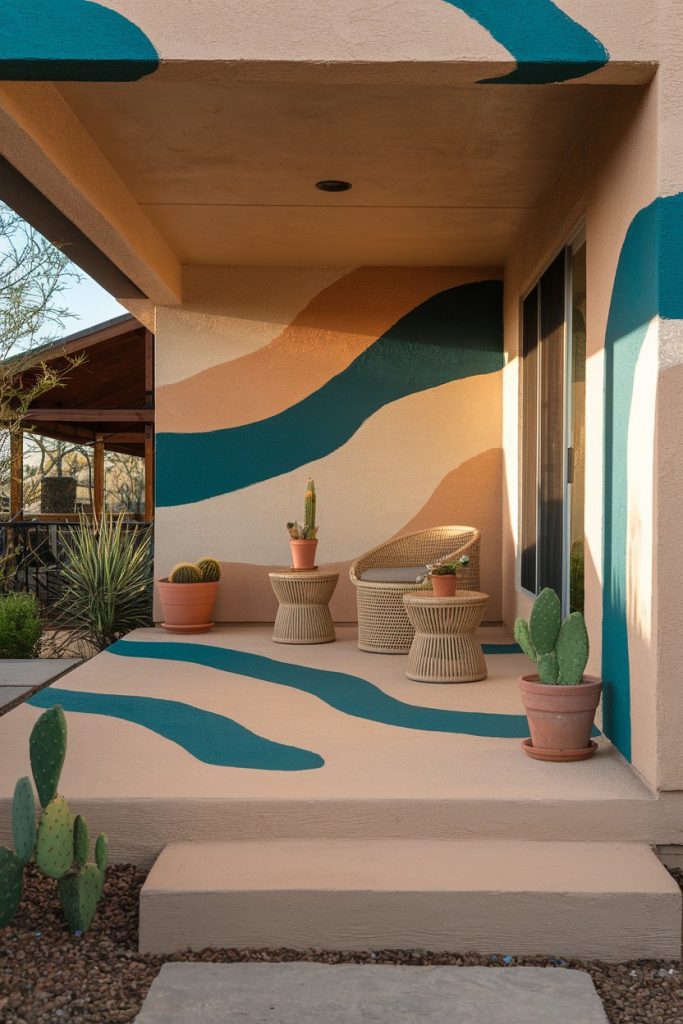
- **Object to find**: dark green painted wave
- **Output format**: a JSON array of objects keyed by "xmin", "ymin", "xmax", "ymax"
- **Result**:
[
  {"xmin": 442, "ymin": 0, "xmax": 608, "ymax": 84},
  {"xmin": 0, "ymin": 1, "xmax": 158, "ymax": 81},
  {"xmin": 111, "ymin": 639, "xmax": 531, "ymax": 739},
  {"xmin": 602, "ymin": 194, "xmax": 683, "ymax": 760},
  {"xmin": 157, "ymin": 279, "xmax": 504, "ymax": 507},
  {"xmin": 27, "ymin": 687, "xmax": 324, "ymax": 771}
]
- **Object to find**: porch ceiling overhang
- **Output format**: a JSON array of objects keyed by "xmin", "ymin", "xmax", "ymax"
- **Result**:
[
  {"xmin": 0, "ymin": 72, "xmax": 644, "ymax": 284},
  {"xmin": 56, "ymin": 78, "xmax": 632, "ymax": 268}
]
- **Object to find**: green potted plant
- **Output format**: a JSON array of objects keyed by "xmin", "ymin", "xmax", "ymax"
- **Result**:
[
  {"xmin": 425, "ymin": 555, "xmax": 470, "ymax": 597},
  {"xmin": 514, "ymin": 588, "xmax": 601, "ymax": 761},
  {"xmin": 287, "ymin": 478, "xmax": 318, "ymax": 570},
  {"xmin": 157, "ymin": 557, "xmax": 221, "ymax": 633}
]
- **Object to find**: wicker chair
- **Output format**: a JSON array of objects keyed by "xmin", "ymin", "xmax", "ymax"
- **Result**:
[{"xmin": 349, "ymin": 526, "xmax": 481, "ymax": 653}]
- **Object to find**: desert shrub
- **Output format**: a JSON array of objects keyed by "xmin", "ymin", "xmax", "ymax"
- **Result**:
[{"xmin": 0, "ymin": 592, "xmax": 42, "ymax": 658}]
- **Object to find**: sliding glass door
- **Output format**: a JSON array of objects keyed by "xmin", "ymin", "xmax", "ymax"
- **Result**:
[{"xmin": 520, "ymin": 234, "xmax": 586, "ymax": 613}]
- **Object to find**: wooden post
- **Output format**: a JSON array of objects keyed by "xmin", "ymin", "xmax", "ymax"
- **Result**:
[
  {"xmin": 9, "ymin": 428, "xmax": 23, "ymax": 520},
  {"xmin": 144, "ymin": 424, "xmax": 154, "ymax": 523},
  {"xmin": 93, "ymin": 433, "xmax": 105, "ymax": 519},
  {"xmin": 144, "ymin": 328, "xmax": 155, "ymax": 523}
]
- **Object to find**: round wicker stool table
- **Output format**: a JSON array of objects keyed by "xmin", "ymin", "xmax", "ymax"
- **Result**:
[
  {"xmin": 269, "ymin": 570, "xmax": 339, "ymax": 644},
  {"xmin": 403, "ymin": 590, "xmax": 489, "ymax": 683}
]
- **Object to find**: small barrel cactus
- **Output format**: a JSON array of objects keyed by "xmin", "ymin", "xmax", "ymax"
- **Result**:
[
  {"xmin": 169, "ymin": 562, "xmax": 203, "ymax": 584},
  {"xmin": 514, "ymin": 587, "xmax": 589, "ymax": 686},
  {"xmin": 197, "ymin": 557, "xmax": 221, "ymax": 582}
]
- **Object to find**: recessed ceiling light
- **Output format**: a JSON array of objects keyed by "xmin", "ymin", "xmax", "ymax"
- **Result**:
[{"xmin": 315, "ymin": 180, "xmax": 352, "ymax": 192}]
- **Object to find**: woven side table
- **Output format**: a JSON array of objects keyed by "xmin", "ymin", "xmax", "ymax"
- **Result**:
[
  {"xmin": 403, "ymin": 590, "xmax": 489, "ymax": 683},
  {"xmin": 269, "ymin": 571, "xmax": 339, "ymax": 644}
]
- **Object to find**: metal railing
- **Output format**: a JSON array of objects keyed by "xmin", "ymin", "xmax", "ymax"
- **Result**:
[{"xmin": 0, "ymin": 519, "xmax": 150, "ymax": 618}]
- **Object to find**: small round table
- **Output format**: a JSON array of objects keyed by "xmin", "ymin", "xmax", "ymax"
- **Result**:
[
  {"xmin": 402, "ymin": 590, "xmax": 489, "ymax": 683},
  {"xmin": 268, "ymin": 570, "xmax": 339, "ymax": 644}
]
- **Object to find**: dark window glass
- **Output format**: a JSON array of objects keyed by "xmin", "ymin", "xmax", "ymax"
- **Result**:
[
  {"xmin": 538, "ymin": 251, "xmax": 566, "ymax": 596},
  {"xmin": 521, "ymin": 287, "xmax": 538, "ymax": 592}
]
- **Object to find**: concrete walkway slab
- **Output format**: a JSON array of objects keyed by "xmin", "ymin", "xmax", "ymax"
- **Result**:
[
  {"xmin": 134, "ymin": 963, "xmax": 609, "ymax": 1024},
  {"xmin": 0, "ymin": 687, "xmax": 33, "ymax": 708},
  {"xmin": 0, "ymin": 659, "xmax": 79, "ymax": 687}
]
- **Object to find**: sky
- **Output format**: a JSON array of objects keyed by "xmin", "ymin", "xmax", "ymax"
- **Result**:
[{"xmin": 61, "ymin": 269, "xmax": 126, "ymax": 333}]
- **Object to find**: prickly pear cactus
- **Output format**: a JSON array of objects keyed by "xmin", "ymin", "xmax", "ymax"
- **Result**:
[
  {"xmin": 29, "ymin": 706, "xmax": 67, "ymax": 808},
  {"xmin": 529, "ymin": 588, "xmax": 561, "ymax": 655},
  {"xmin": 556, "ymin": 612, "xmax": 590, "ymax": 686},
  {"xmin": 35, "ymin": 796, "xmax": 73, "ymax": 879},
  {"xmin": 58, "ymin": 863, "xmax": 105, "ymax": 933},
  {"xmin": 73, "ymin": 815, "xmax": 89, "ymax": 868},
  {"xmin": 0, "ymin": 848, "xmax": 23, "ymax": 926},
  {"xmin": 197, "ymin": 557, "xmax": 221, "ymax": 583},
  {"xmin": 12, "ymin": 777, "xmax": 36, "ymax": 866},
  {"xmin": 169, "ymin": 562, "xmax": 203, "ymax": 584},
  {"xmin": 513, "ymin": 618, "xmax": 537, "ymax": 661},
  {"xmin": 538, "ymin": 651, "xmax": 560, "ymax": 685},
  {"xmin": 95, "ymin": 833, "xmax": 108, "ymax": 874},
  {"xmin": 304, "ymin": 479, "xmax": 317, "ymax": 540}
]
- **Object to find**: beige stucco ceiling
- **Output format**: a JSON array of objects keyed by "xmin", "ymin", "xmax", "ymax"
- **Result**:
[{"xmin": 58, "ymin": 80, "xmax": 622, "ymax": 266}]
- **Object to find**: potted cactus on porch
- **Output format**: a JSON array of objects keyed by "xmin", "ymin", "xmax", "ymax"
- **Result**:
[
  {"xmin": 514, "ymin": 588, "xmax": 601, "ymax": 761},
  {"xmin": 287, "ymin": 478, "xmax": 318, "ymax": 570},
  {"xmin": 157, "ymin": 557, "xmax": 221, "ymax": 633}
]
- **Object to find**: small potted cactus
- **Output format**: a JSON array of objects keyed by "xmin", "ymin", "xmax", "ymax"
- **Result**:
[
  {"xmin": 287, "ymin": 478, "xmax": 318, "ymax": 570},
  {"xmin": 514, "ymin": 588, "xmax": 601, "ymax": 761},
  {"xmin": 157, "ymin": 557, "xmax": 221, "ymax": 633},
  {"xmin": 426, "ymin": 555, "xmax": 470, "ymax": 597}
]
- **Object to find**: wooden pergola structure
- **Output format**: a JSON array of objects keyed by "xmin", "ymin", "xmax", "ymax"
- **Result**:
[{"xmin": 8, "ymin": 314, "xmax": 154, "ymax": 521}]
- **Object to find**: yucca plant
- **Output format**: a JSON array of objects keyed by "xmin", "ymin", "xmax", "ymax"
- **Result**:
[{"xmin": 55, "ymin": 514, "xmax": 153, "ymax": 652}]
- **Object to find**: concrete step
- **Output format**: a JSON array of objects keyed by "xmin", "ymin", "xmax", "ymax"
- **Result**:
[{"xmin": 139, "ymin": 839, "xmax": 681, "ymax": 961}]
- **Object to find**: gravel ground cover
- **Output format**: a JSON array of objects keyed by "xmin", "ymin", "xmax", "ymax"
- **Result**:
[{"xmin": 0, "ymin": 864, "xmax": 681, "ymax": 1024}]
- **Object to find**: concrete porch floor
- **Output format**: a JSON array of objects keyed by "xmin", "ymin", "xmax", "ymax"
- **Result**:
[{"xmin": 0, "ymin": 624, "xmax": 671, "ymax": 866}]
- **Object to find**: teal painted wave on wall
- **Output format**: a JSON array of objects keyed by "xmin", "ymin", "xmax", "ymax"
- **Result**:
[
  {"xmin": 27, "ymin": 687, "xmax": 324, "ymax": 771},
  {"xmin": 602, "ymin": 194, "xmax": 683, "ymax": 760},
  {"xmin": 111, "ymin": 639, "xmax": 531, "ymax": 739},
  {"xmin": 0, "ymin": 1, "xmax": 158, "ymax": 81},
  {"xmin": 156, "ymin": 279, "xmax": 504, "ymax": 507},
  {"xmin": 442, "ymin": 0, "xmax": 608, "ymax": 84}
]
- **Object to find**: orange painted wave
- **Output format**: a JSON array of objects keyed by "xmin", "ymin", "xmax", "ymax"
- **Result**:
[
  {"xmin": 157, "ymin": 267, "xmax": 497, "ymax": 434},
  {"xmin": 206, "ymin": 448, "xmax": 503, "ymax": 623}
]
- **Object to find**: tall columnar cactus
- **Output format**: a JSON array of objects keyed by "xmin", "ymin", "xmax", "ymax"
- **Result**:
[
  {"xmin": 514, "ymin": 588, "xmax": 589, "ymax": 686},
  {"xmin": 169, "ymin": 562, "xmax": 203, "ymax": 584},
  {"xmin": 304, "ymin": 478, "xmax": 317, "ymax": 540},
  {"xmin": 0, "ymin": 705, "xmax": 108, "ymax": 933},
  {"xmin": 197, "ymin": 557, "xmax": 221, "ymax": 583}
]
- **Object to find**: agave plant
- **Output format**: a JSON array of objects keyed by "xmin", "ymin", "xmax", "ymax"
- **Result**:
[{"xmin": 55, "ymin": 513, "xmax": 153, "ymax": 652}]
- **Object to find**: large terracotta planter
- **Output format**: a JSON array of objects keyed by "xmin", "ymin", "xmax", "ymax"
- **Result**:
[
  {"xmin": 431, "ymin": 575, "xmax": 458, "ymax": 597},
  {"xmin": 519, "ymin": 673, "xmax": 602, "ymax": 761},
  {"xmin": 157, "ymin": 580, "xmax": 219, "ymax": 634},
  {"xmin": 290, "ymin": 539, "xmax": 318, "ymax": 570}
]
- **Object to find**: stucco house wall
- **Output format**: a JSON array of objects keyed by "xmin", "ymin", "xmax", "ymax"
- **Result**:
[{"xmin": 154, "ymin": 266, "xmax": 504, "ymax": 623}]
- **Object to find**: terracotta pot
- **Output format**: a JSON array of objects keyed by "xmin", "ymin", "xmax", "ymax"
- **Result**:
[
  {"xmin": 518, "ymin": 673, "xmax": 602, "ymax": 760},
  {"xmin": 431, "ymin": 574, "xmax": 458, "ymax": 597},
  {"xmin": 290, "ymin": 539, "xmax": 318, "ymax": 570},
  {"xmin": 157, "ymin": 580, "xmax": 219, "ymax": 633}
]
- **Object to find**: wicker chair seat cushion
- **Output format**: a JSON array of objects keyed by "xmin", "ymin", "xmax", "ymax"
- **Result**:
[{"xmin": 358, "ymin": 566, "xmax": 427, "ymax": 584}]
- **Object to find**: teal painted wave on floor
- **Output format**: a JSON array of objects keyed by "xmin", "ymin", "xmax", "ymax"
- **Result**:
[
  {"xmin": 482, "ymin": 643, "xmax": 521, "ymax": 654},
  {"xmin": 156, "ymin": 279, "xmax": 503, "ymax": 507},
  {"xmin": 0, "ymin": 1, "xmax": 158, "ymax": 81},
  {"xmin": 602, "ymin": 194, "xmax": 683, "ymax": 760},
  {"xmin": 442, "ymin": 0, "xmax": 608, "ymax": 83},
  {"xmin": 111, "ymin": 639, "xmax": 531, "ymax": 739},
  {"xmin": 27, "ymin": 688, "xmax": 324, "ymax": 772}
]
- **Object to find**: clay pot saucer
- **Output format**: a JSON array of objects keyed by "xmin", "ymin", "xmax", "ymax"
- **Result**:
[
  {"xmin": 521, "ymin": 737, "xmax": 598, "ymax": 762},
  {"xmin": 161, "ymin": 621, "xmax": 214, "ymax": 634}
]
